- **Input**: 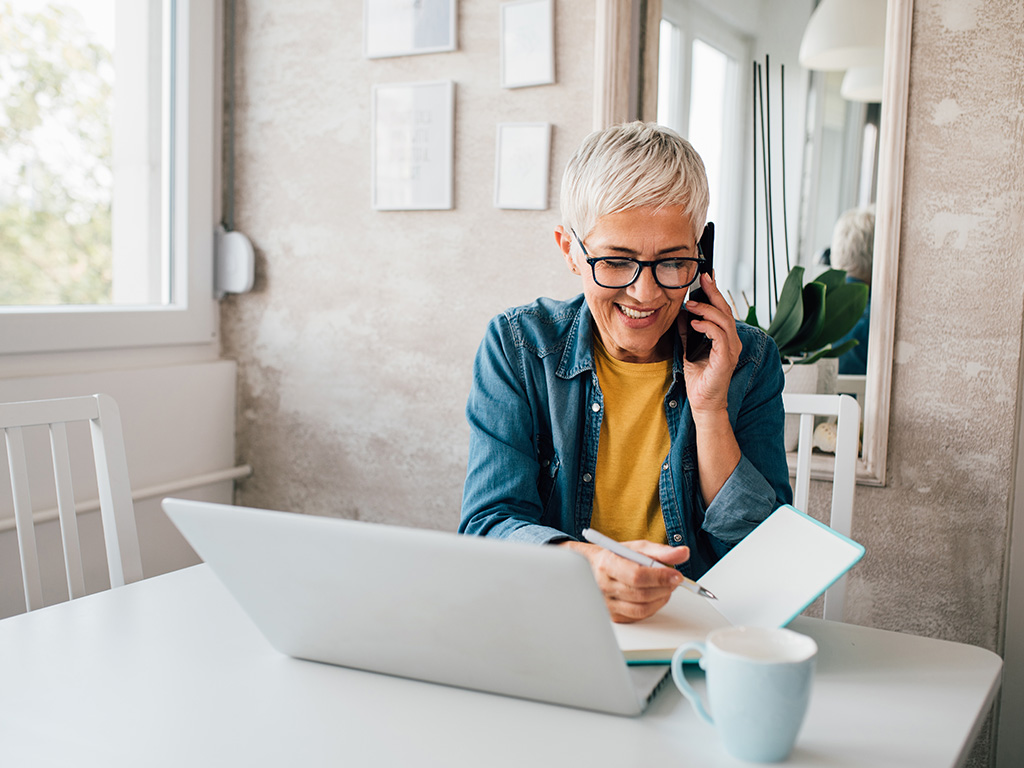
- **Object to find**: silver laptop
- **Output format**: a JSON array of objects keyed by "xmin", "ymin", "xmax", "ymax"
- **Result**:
[{"xmin": 162, "ymin": 498, "xmax": 669, "ymax": 716}]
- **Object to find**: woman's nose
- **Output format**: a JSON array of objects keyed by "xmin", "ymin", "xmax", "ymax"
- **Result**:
[{"xmin": 627, "ymin": 265, "xmax": 663, "ymax": 301}]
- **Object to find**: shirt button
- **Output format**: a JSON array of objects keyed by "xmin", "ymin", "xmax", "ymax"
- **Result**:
[
  {"xmin": 673, "ymin": 534, "xmax": 683, "ymax": 543},
  {"xmin": 583, "ymin": 473, "xmax": 593, "ymax": 483},
  {"xmin": 668, "ymin": 400, "xmax": 678, "ymax": 408},
  {"xmin": 662, "ymin": 463, "xmax": 669, "ymax": 471},
  {"xmin": 541, "ymin": 459, "xmax": 550, "ymax": 467},
  {"xmin": 591, "ymin": 403, "xmax": 601, "ymax": 413}
]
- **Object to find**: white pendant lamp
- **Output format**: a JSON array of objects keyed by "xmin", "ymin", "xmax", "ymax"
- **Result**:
[
  {"xmin": 799, "ymin": 0, "xmax": 887, "ymax": 71},
  {"xmin": 841, "ymin": 65, "xmax": 884, "ymax": 102}
]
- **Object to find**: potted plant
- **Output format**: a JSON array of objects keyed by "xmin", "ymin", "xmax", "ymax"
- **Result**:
[
  {"xmin": 744, "ymin": 266, "xmax": 868, "ymax": 451},
  {"xmin": 744, "ymin": 265, "xmax": 869, "ymax": 366}
]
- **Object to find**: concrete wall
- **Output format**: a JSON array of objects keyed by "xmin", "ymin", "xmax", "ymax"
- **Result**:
[
  {"xmin": 839, "ymin": 0, "xmax": 1024, "ymax": 650},
  {"xmin": 222, "ymin": 0, "xmax": 1024, "ymax": 762},
  {"xmin": 223, "ymin": 0, "xmax": 586, "ymax": 528}
]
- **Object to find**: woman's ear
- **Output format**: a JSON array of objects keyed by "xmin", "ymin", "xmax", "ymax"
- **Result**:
[{"xmin": 554, "ymin": 226, "xmax": 580, "ymax": 274}]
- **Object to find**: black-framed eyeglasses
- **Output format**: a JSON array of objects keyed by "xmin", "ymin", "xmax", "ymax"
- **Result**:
[{"xmin": 570, "ymin": 228, "xmax": 703, "ymax": 290}]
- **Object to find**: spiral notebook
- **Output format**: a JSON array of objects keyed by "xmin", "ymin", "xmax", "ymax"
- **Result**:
[{"xmin": 614, "ymin": 504, "xmax": 865, "ymax": 662}]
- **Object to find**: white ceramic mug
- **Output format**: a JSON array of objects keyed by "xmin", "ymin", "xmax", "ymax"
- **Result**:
[{"xmin": 671, "ymin": 626, "xmax": 818, "ymax": 763}]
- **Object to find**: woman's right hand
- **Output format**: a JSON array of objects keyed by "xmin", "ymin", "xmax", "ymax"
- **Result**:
[{"xmin": 557, "ymin": 539, "xmax": 691, "ymax": 623}]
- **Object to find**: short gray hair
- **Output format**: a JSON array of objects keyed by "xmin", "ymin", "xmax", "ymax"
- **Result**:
[
  {"xmin": 559, "ymin": 122, "xmax": 710, "ymax": 244},
  {"xmin": 830, "ymin": 207, "xmax": 875, "ymax": 283}
]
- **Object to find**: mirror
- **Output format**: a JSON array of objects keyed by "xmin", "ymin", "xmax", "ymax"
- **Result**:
[{"xmin": 594, "ymin": 0, "xmax": 912, "ymax": 486}]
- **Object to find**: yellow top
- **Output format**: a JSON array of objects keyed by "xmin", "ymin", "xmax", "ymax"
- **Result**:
[{"xmin": 590, "ymin": 338, "xmax": 673, "ymax": 544}]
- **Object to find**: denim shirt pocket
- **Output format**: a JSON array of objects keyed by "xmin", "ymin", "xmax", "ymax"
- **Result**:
[{"xmin": 536, "ymin": 433, "xmax": 560, "ymax": 507}]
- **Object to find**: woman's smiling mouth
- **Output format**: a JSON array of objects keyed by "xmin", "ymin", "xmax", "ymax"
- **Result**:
[{"xmin": 617, "ymin": 304, "xmax": 657, "ymax": 320}]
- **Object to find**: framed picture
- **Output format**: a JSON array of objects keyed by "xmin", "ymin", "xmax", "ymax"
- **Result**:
[
  {"xmin": 364, "ymin": 0, "xmax": 457, "ymax": 59},
  {"xmin": 500, "ymin": 0, "xmax": 555, "ymax": 88},
  {"xmin": 372, "ymin": 81, "xmax": 455, "ymax": 211},
  {"xmin": 494, "ymin": 122, "xmax": 551, "ymax": 210}
]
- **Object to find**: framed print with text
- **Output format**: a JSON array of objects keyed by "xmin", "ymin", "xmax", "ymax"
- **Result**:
[
  {"xmin": 364, "ymin": 0, "xmax": 457, "ymax": 59},
  {"xmin": 372, "ymin": 81, "xmax": 455, "ymax": 211}
]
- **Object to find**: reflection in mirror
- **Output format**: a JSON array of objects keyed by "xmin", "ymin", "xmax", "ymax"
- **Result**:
[
  {"xmin": 595, "ymin": 0, "xmax": 912, "ymax": 485},
  {"xmin": 656, "ymin": 0, "xmax": 877, "ymax": 345}
]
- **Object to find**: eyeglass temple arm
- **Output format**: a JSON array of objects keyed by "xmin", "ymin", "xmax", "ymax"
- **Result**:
[{"xmin": 569, "ymin": 227, "xmax": 588, "ymax": 257}]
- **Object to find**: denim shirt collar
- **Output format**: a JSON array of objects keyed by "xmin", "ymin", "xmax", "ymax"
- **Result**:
[{"xmin": 555, "ymin": 298, "xmax": 595, "ymax": 380}]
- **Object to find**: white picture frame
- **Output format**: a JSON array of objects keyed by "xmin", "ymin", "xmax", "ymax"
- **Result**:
[
  {"xmin": 500, "ymin": 0, "xmax": 555, "ymax": 89},
  {"xmin": 494, "ymin": 122, "xmax": 551, "ymax": 210},
  {"xmin": 372, "ymin": 81, "xmax": 455, "ymax": 211},
  {"xmin": 364, "ymin": 0, "xmax": 456, "ymax": 59}
]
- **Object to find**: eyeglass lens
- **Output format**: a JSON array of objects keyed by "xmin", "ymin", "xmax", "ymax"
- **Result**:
[{"xmin": 592, "ymin": 258, "xmax": 699, "ymax": 289}]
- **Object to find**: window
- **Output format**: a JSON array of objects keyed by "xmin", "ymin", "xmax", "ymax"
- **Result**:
[{"xmin": 0, "ymin": 0, "xmax": 218, "ymax": 354}]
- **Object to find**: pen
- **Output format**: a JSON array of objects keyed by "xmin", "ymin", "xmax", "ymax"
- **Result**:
[{"xmin": 581, "ymin": 527, "xmax": 717, "ymax": 600}]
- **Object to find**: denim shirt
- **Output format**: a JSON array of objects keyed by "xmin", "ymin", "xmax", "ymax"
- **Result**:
[
  {"xmin": 459, "ymin": 294, "xmax": 792, "ymax": 579},
  {"xmin": 837, "ymin": 276, "xmax": 870, "ymax": 375}
]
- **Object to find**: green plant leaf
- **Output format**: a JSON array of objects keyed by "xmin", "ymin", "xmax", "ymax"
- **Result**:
[
  {"xmin": 766, "ymin": 267, "xmax": 805, "ymax": 349},
  {"xmin": 793, "ymin": 347, "xmax": 831, "ymax": 365},
  {"xmin": 779, "ymin": 282, "xmax": 826, "ymax": 358},
  {"xmin": 812, "ymin": 268, "xmax": 848, "ymax": 293},
  {"xmin": 744, "ymin": 306, "xmax": 762, "ymax": 330},
  {"xmin": 804, "ymin": 281, "xmax": 869, "ymax": 349},
  {"xmin": 820, "ymin": 338, "xmax": 860, "ymax": 358}
]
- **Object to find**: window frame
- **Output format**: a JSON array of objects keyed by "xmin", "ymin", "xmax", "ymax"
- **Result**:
[{"xmin": 0, "ymin": 0, "xmax": 220, "ymax": 355}]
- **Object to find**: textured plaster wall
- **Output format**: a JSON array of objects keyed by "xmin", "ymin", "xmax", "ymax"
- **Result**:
[
  {"xmin": 841, "ymin": 0, "xmax": 1024, "ymax": 654},
  {"xmin": 223, "ymin": 1, "xmax": 1023, "ymax": 760},
  {"xmin": 222, "ymin": 0, "xmax": 587, "ymax": 528},
  {"xmin": 844, "ymin": 3, "xmax": 1024, "ymax": 763}
]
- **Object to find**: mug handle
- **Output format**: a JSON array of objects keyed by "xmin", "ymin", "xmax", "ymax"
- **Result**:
[{"xmin": 671, "ymin": 642, "xmax": 713, "ymax": 725}]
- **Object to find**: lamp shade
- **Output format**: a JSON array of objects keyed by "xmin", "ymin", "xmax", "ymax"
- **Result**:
[
  {"xmin": 799, "ymin": 0, "xmax": 886, "ymax": 71},
  {"xmin": 841, "ymin": 65, "xmax": 884, "ymax": 102}
]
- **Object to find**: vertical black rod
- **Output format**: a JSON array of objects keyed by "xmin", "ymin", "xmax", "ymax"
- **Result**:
[
  {"xmin": 757, "ymin": 63, "xmax": 774, "ymax": 316},
  {"xmin": 764, "ymin": 54, "xmax": 778, "ymax": 309},
  {"xmin": 780, "ymin": 63, "xmax": 791, "ymax": 272},
  {"xmin": 752, "ymin": 60, "xmax": 758, "ymax": 316}
]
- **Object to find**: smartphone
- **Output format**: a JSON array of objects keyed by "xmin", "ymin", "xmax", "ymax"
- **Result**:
[{"xmin": 684, "ymin": 222, "xmax": 715, "ymax": 363}]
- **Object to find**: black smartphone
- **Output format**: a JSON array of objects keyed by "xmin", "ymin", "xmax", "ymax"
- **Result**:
[{"xmin": 684, "ymin": 222, "xmax": 715, "ymax": 363}]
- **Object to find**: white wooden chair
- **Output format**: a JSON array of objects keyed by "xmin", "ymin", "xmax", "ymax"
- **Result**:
[
  {"xmin": 1, "ymin": 394, "xmax": 143, "ymax": 612},
  {"xmin": 782, "ymin": 393, "xmax": 861, "ymax": 622}
]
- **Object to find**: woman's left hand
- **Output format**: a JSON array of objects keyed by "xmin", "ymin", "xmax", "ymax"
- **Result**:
[{"xmin": 677, "ymin": 271, "xmax": 741, "ymax": 416}]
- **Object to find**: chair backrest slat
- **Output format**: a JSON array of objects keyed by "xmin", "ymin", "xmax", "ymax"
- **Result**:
[
  {"xmin": 793, "ymin": 412, "xmax": 815, "ymax": 512},
  {"xmin": 5, "ymin": 425, "xmax": 45, "ymax": 611},
  {"xmin": 90, "ymin": 394, "xmax": 143, "ymax": 587},
  {"xmin": 782, "ymin": 393, "xmax": 861, "ymax": 623},
  {"xmin": 49, "ymin": 421, "xmax": 87, "ymax": 600}
]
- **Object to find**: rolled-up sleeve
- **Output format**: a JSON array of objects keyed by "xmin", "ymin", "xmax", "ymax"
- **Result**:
[
  {"xmin": 701, "ymin": 455, "xmax": 781, "ymax": 544},
  {"xmin": 700, "ymin": 329, "xmax": 792, "ymax": 555}
]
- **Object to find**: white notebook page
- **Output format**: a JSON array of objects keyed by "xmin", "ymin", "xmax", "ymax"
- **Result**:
[
  {"xmin": 699, "ymin": 504, "xmax": 865, "ymax": 627},
  {"xmin": 613, "ymin": 505, "xmax": 865, "ymax": 659}
]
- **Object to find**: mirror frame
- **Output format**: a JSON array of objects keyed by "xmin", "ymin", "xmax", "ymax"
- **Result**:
[{"xmin": 594, "ymin": 0, "xmax": 913, "ymax": 486}]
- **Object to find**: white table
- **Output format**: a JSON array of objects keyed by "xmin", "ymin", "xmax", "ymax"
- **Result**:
[{"xmin": 0, "ymin": 565, "xmax": 1002, "ymax": 767}]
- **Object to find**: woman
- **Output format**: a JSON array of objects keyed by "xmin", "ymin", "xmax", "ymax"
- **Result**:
[
  {"xmin": 830, "ymin": 206, "xmax": 874, "ymax": 375},
  {"xmin": 459, "ymin": 122, "xmax": 791, "ymax": 622}
]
